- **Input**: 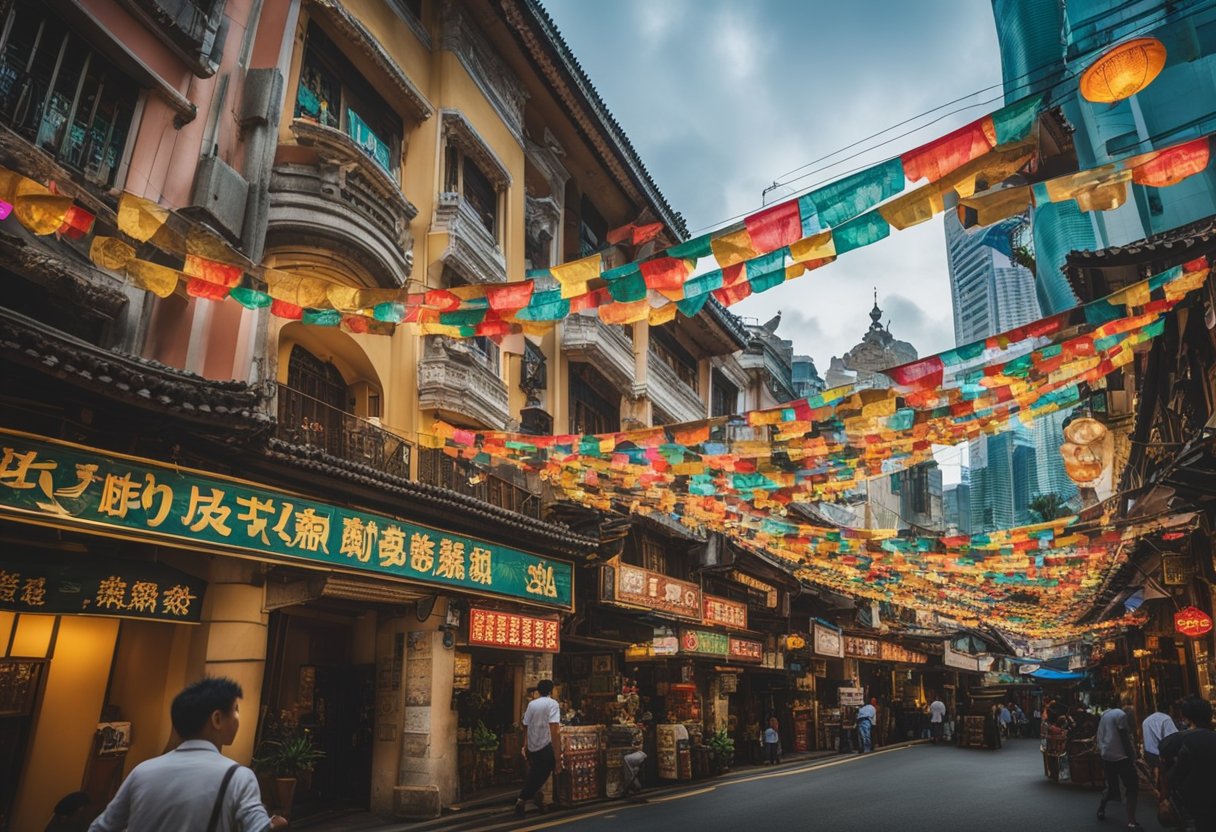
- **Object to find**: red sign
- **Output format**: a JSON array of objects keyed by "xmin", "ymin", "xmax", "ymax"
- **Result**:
[
  {"xmin": 469, "ymin": 608, "xmax": 560, "ymax": 652},
  {"xmin": 703, "ymin": 594, "xmax": 748, "ymax": 629},
  {"xmin": 728, "ymin": 636, "xmax": 764, "ymax": 663},
  {"xmin": 1175, "ymin": 606, "xmax": 1213, "ymax": 638}
]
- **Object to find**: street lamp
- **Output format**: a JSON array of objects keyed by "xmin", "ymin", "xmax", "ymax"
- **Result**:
[{"xmin": 1080, "ymin": 37, "xmax": 1167, "ymax": 103}]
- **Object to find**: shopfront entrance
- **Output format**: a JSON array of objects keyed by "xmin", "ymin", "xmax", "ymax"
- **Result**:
[{"xmin": 260, "ymin": 607, "xmax": 375, "ymax": 816}]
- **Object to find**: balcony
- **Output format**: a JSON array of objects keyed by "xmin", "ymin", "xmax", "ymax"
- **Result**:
[
  {"xmin": 431, "ymin": 191, "xmax": 508, "ymax": 284},
  {"xmin": 276, "ymin": 384, "xmax": 412, "ymax": 477},
  {"xmin": 643, "ymin": 352, "xmax": 706, "ymax": 424},
  {"xmin": 417, "ymin": 448, "xmax": 540, "ymax": 519},
  {"xmin": 417, "ymin": 336, "xmax": 511, "ymax": 430},
  {"xmin": 561, "ymin": 315, "xmax": 638, "ymax": 396},
  {"xmin": 268, "ymin": 119, "xmax": 418, "ymax": 285}
]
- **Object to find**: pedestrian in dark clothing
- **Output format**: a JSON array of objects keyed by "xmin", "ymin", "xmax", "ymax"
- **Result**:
[
  {"xmin": 1160, "ymin": 696, "xmax": 1216, "ymax": 832},
  {"xmin": 1096, "ymin": 703, "xmax": 1142, "ymax": 830}
]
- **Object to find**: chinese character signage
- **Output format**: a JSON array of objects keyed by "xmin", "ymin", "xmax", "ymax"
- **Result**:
[
  {"xmin": 703, "ymin": 594, "xmax": 747, "ymax": 630},
  {"xmin": 844, "ymin": 636, "xmax": 880, "ymax": 659},
  {"xmin": 625, "ymin": 626, "xmax": 680, "ymax": 661},
  {"xmin": 468, "ymin": 608, "xmax": 560, "ymax": 652},
  {"xmin": 728, "ymin": 636, "xmax": 763, "ymax": 663},
  {"xmin": 730, "ymin": 571, "xmax": 777, "ymax": 608},
  {"xmin": 879, "ymin": 642, "xmax": 928, "ymax": 664},
  {"xmin": 813, "ymin": 624, "xmax": 844, "ymax": 658},
  {"xmin": 608, "ymin": 563, "xmax": 701, "ymax": 621},
  {"xmin": 1175, "ymin": 606, "xmax": 1213, "ymax": 638},
  {"xmin": 679, "ymin": 628, "xmax": 728, "ymax": 657},
  {"xmin": 0, "ymin": 432, "xmax": 573, "ymax": 609},
  {"xmin": 0, "ymin": 554, "xmax": 205, "ymax": 623}
]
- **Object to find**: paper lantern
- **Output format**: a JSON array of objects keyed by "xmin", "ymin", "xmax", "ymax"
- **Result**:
[
  {"xmin": 1080, "ymin": 38, "xmax": 1166, "ymax": 103},
  {"xmin": 1063, "ymin": 414, "xmax": 1108, "ymax": 444},
  {"xmin": 1060, "ymin": 442, "xmax": 1103, "ymax": 483}
]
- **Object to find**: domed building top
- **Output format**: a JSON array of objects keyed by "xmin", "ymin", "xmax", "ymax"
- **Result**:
[{"xmin": 824, "ymin": 291, "xmax": 919, "ymax": 389}]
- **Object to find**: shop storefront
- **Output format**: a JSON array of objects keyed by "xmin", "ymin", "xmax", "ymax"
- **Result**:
[{"xmin": 0, "ymin": 429, "xmax": 582, "ymax": 825}]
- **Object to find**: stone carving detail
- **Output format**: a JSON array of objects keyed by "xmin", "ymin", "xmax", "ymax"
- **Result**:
[
  {"xmin": 431, "ymin": 192, "xmax": 507, "ymax": 285},
  {"xmin": 524, "ymin": 194, "xmax": 561, "ymax": 270},
  {"xmin": 418, "ymin": 336, "xmax": 511, "ymax": 429},
  {"xmin": 439, "ymin": 0, "xmax": 528, "ymax": 141}
]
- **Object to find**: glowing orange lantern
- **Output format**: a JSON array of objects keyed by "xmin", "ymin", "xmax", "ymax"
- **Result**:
[
  {"xmin": 1080, "ymin": 37, "xmax": 1167, "ymax": 103},
  {"xmin": 1063, "ymin": 414, "xmax": 1108, "ymax": 444}
]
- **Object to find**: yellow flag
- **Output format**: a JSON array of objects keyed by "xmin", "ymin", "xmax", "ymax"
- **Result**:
[
  {"xmin": 12, "ymin": 177, "xmax": 72, "ymax": 235},
  {"xmin": 710, "ymin": 227, "xmax": 758, "ymax": 268},
  {"xmin": 118, "ymin": 193, "xmax": 171, "ymax": 243},
  {"xmin": 789, "ymin": 230, "xmax": 836, "ymax": 263},
  {"xmin": 551, "ymin": 254, "xmax": 601, "ymax": 298},
  {"xmin": 879, "ymin": 186, "xmax": 944, "ymax": 230},
  {"xmin": 648, "ymin": 303, "xmax": 678, "ymax": 326},
  {"xmin": 266, "ymin": 269, "xmax": 330, "ymax": 308},
  {"xmin": 125, "ymin": 259, "xmax": 182, "ymax": 298},
  {"xmin": 89, "ymin": 237, "xmax": 137, "ymax": 270}
]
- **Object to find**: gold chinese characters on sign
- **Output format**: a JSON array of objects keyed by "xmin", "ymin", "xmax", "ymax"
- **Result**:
[{"xmin": 468, "ymin": 607, "xmax": 560, "ymax": 652}]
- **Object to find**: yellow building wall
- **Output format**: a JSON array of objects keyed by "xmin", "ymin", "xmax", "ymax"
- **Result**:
[{"xmin": 11, "ymin": 616, "xmax": 120, "ymax": 832}]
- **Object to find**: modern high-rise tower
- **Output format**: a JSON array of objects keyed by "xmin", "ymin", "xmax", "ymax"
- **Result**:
[{"xmin": 991, "ymin": 0, "xmax": 1216, "ymax": 314}]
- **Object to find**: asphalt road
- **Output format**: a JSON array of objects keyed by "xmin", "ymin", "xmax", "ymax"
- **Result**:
[{"xmin": 483, "ymin": 739, "xmax": 1165, "ymax": 832}]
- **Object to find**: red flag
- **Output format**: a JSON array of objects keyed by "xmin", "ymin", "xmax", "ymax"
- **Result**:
[
  {"xmin": 485, "ymin": 280, "xmax": 534, "ymax": 312},
  {"xmin": 640, "ymin": 257, "xmax": 689, "ymax": 291},
  {"xmin": 186, "ymin": 277, "xmax": 230, "ymax": 300},
  {"xmin": 271, "ymin": 299, "xmax": 304, "ymax": 320},
  {"xmin": 1131, "ymin": 137, "xmax": 1211, "ymax": 188},
  {"xmin": 632, "ymin": 222, "xmax": 664, "ymax": 246},
  {"xmin": 744, "ymin": 199, "xmax": 801, "ymax": 253},
  {"xmin": 901, "ymin": 116, "xmax": 995, "ymax": 182}
]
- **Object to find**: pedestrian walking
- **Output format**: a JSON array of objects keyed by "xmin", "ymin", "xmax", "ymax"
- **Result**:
[
  {"xmin": 929, "ymin": 696, "xmax": 946, "ymax": 745},
  {"xmin": 1141, "ymin": 701, "xmax": 1178, "ymax": 779},
  {"xmin": 88, "ymin": 677, "xmax": 286, "ymax": 832},
  {"xmin": 1159, "ymin": 696, "xmax": 1216, "ymax": 832},
  {"xmin": 1096, "ymin": 702, "xmax": 1142, "ymax": 830},
  {"xmin": 515, "ymin": 678, "xmax": 563, "ymax": 817},
  {"xmin": 1012, "ymin": 702, "xmax": 1027, "ymax": 738},
  {"xmin": 997, "ymin": 703, "xmax": 1012, "ymax": 739},
  {"xmin": 856, "ymin": 699, "xmax": 877, "ymax": 753},
  {"xmin": 763, "ymin": 717, "xmax": 781, "ymax": 764}
]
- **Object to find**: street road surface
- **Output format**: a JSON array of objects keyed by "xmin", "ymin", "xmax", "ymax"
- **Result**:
[{"xmin": 482, "ymin": 739, "xmax": 1166, "ymax": 832}]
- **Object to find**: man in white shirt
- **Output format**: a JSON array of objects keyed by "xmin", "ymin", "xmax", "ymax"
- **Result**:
[
  {"xmin": 856, "ymin": 700, "xmax": 877, "ymax": 753},
  {"xmin": 90, "ymin": 677, "xmax": 286, "ymax": 832},
  {"xmin": 515, "ymin": 678, "xmax": 563, "ymax": 817},
  {"xmin": 1141, "ymin": 701, "xmax": 1177, "ymax": 772},
  {"xmin": 1095, "ymin": 704, "xmax": 1140, "ymax": 829},
  {"xmin": 929, "ymin": 697, "xmax": 947, "ymax": 745}
]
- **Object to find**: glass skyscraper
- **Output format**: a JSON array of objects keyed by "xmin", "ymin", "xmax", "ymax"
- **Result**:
[{"xmin": 991, "ymin": 0, "xmax": 1216, "ymax": 313}]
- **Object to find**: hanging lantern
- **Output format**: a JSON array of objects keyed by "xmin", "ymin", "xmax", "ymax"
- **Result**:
[
  {"xmin": 1080, "ymin": 37, "xmax": 1167, "ymax": 103},
  {"xmin": 1175, "ymin": 606, "xmax": 1213, "ymax": 638},
  {"xmin": 1061, "ymin": 442, "xmax": 1103, "ymax": 483},
  {"xmin": 1063, "ymin": 414, "xmax": 1109, "ymax": 444}
]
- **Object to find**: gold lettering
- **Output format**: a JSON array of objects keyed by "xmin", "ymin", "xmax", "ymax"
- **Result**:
[
  {"xmin": 434, "ymin": 538, "xmax": 466, "ymax": 580},
  {"xmin": 98, "ymin": 473, "xmax": 141, "ymax": 518},
  {"xmin": 96, "ymin": 576, "xmax": 128, "ymax": 609},
  {"xmin": 290, "ymin": 508, "xmax": 330, "ymax": 552},
  {"xmin": 340, "ymin": 516, "xmax": 378, "ymax": 563},
  {"xmin": 235, "ymin": 495, "xmax": 275, "ymax": 544},
  {"xmin": 0, "ymin": 570, "xmax": 20, "ymax": 602},
  {"xmin": 161, "ymin": 584, "xmax": 196, "ymax": 617},
  {"xmin": 379, "ymin": 525, "xmax": 406, "ymax": 568},
  {"xmin": 140, "ymin": 473, "xmax": 174, "ymax": 527},
  {"xmin": 525, "ymin": 563, "xmax": 558, "ymax": 598},
  {"xmin": 469, "ymin": 547, "xmax": 492, "ymax": 585},
  {"xmin": 128, "ymin": 581, "xmax": 159, "ymax": 613},
  {"xmin": 409, "ymin": 533, "xmax": 434, "ymax": 573},
  {"xmin": 19, "ymin": 577, "xmax": 46, "ymax": 606},
  {"xmin": 181, "ymin": 486, "xmax": 232, "ymax": 535}
]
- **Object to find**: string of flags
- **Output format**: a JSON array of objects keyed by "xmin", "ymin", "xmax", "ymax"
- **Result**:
[{"xmin": 1, "ymin": 94, "xmax": 1210, "ymax": 339}]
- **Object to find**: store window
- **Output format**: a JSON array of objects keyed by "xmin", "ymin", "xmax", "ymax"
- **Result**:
[
  {"xmin": 711, "ymin": 370, "xmax": 738, "ymax": 418},
  {"xmin": 295, "ymin": 22, "xmax": 402, "ymax": 175},
  {"xmin": 0, "ymin": 0, "xmax": 140, "ymax": 187}
]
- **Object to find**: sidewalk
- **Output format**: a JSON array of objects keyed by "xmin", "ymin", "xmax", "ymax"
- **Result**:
[{"xmin": 297, "ymin": 740, "xmax": 927, "ymax": 832}]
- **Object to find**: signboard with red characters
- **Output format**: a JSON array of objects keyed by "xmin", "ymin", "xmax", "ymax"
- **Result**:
[
  {"xmin": 1175, "ymin": 606, "xmax": 1213, "ymax": 638},
  {"xmin": 703, "ymin": 594, "xmax": 748, "ymax": 629},
  {"xmin": 728, "ymin": 636, "xmax": 764, "ymax": 663},
  {"xmin": 468, "ymin": 607, "xmax": 560, "ymax": 652}
]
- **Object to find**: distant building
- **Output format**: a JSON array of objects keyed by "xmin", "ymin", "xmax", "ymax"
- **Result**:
[
  {"xmin": 792, "ymin": 355, "xmax": 826, "ymax": 397},
  {"xmin": 824, "ymin": 295, "xmax": 918, "ymax": 390},
  {"xmin": 944, "ymin": 482, "xmax": 972, "ymax": 534}
]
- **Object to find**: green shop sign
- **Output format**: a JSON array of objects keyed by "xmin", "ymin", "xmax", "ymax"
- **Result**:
[{"xmin": 0, "ymin": 431, "xmax": 573, "ymax": 610}]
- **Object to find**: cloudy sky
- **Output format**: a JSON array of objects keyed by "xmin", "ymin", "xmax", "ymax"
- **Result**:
[{"xmin": 544, "ymin": 0, "xmax": 1005, "ymax": 372}]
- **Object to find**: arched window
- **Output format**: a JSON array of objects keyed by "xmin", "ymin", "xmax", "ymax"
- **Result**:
[{"xmin": 281, "ymin": 345, "xmax": 346, "ymax": 454}]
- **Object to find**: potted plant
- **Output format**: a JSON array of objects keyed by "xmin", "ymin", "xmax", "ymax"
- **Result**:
[
  {"xmin": 707, "ymin": 729, "xmax": 735, "ymax": 774},
  {"xmin": 253, "ymin": 731, "xmax": 325, "ymax": 818},
  {"xmin": 472, "ymin": 721, "xmax": 499, "ymax": 789}
]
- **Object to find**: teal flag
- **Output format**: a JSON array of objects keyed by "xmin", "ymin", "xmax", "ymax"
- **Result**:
[
  {"xmin": 992, "ymin": 94, "xmax": 1043, "ymax": 145},
  {"xmin": 832, "ymin": 211, "xmax": 891, "ymax": 254},
  {"xmin": 801, "ymin": 158, "xmax": 905, "ymax": 229}
]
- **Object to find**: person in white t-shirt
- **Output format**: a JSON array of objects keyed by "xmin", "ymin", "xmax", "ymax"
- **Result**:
[
  {"xmin": 515, "ymin": 679, "xmax": 563, "ymax": 817},
  {"xmin": 1141, "ymin": 702, "xmax": 1177, "ymax": 774},
  {"xmin": 929, "ymin": 697, "xmax": 947, "ymax": 745}
]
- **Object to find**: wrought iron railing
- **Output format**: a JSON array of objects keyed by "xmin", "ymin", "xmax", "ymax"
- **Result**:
[
  {"xmin": 417, "ymin": 447, "xmax": 541, "ymax": 519},
  {"xmin": 276, "ymin": 384, "xmax": 412, "ymax": 478}
]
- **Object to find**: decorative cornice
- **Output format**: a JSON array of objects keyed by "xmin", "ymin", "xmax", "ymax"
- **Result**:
[
  {"xmin": 439, "ymin": 0, "xmax": 528, "ymax": 143},
  {"xmin": 0, "ymin": 306, "xmax": 272, "ymax": 433},
  {"xmin": 307, "ymin": 0, "xmax": 434, "ymax": 123},
  {"xmin": 439, "ymin": 109, "xmax": 512, "ymax": 189},
  {"xmin": 491, "ymin": 0, "xmax": 687, "ymax": 238},
  {"xmin": 417, "ymin": 335, "xmax": 511, "ymax": 430},
  {"xmin": 561, "ymin": 316, "xmax": 637, "ymax": 398}
]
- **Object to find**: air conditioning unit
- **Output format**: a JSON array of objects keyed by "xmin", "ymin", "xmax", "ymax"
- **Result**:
[{"xmin": 189, "ymin": 155, "xmax": 249, "ymax": 241}]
